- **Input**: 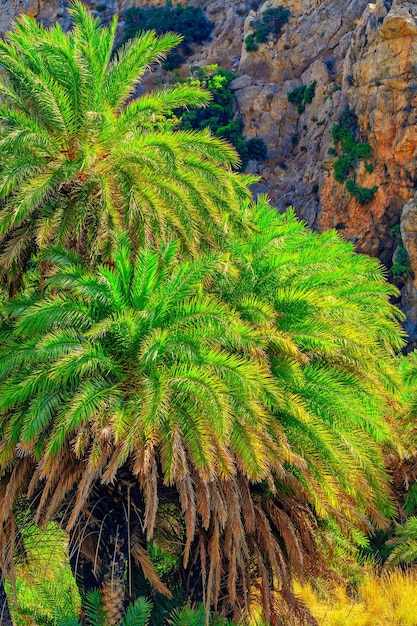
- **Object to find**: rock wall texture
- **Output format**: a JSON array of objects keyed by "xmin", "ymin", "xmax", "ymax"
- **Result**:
[{"xmin": 2, "ymin": 0, "xmax": 417, "ymax": 336}]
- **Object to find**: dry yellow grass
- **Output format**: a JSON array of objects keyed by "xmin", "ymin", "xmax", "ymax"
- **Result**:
[{"xmin": 295, "ymin": 569, "xmax": 417, "ymax": 626}]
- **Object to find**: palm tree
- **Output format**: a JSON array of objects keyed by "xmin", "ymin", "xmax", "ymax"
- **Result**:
[
  {"xmin": 207, "ymin": 198, "xmax": 406, "ymax": 615},
  {"xmin": 217, "ymin": 198, "xmax": 404, "ymax": 514},
  {"xmin": 0, "ymin": 233, "xmax": 291, "ymax": 623},
  {"xmin": 0, "ymin": 2, "xmax": 251, "ymax": 292},
  {"xmin": 0, "ymin": 202, "xmax": 406, "ymax": 624}
]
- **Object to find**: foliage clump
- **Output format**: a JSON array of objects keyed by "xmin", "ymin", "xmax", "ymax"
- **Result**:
[
  {"xmin": 345, "ymin": 180, "xmax": 379, "ymax": 204},
  {"xmin": 387, "ymin": 517, "xmax": 417, "ymax": 565},
  {"xmin": 245, "ymin": 6, "xmax": 291, "ymax": 51},
  {"xmin": 179, "ymin": 65, "xmax": 267, "ymax": 170},
  {"xmin": 330, "ymin": 108, "xmax": 378, "ymax": 202},
  {"xmin": 244, "ymin": 33, "xmax": 258, "ymax": 52},
  {"xmin": 391, "ymin": 224, "xmax": 411, "ymax": 281},
  {"xmin": 124, "ymin": 2, "xmax": 213, "ymax": 69},
  {"xmin": 287, "ymin": 80, "xmax": 317, "ymax": 113}
]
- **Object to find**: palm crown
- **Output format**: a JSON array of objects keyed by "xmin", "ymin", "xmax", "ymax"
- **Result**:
[
  {"xmin": 218, "ymin": 200, "xmax": 404, "ymax": 527},
  {"xmin": 0, "ymin": 2, "xmax": 250, "ymax": 283},
  {"xmin": 0, "ymin": 233, "xmax": 285, "ymax": 506}
]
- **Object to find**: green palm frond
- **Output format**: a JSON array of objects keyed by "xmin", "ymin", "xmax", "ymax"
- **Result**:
[{"xmin": 387, "ymin": 517, "xmax": 417, "ymax": 565}]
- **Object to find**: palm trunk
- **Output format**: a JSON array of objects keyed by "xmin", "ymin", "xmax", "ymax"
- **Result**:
[
  {"xmin": 0, "ymin": 578, "xmax": 13, "ymax": 626},
  {"xmin": 99, "ymin": 520, "xmax": 128, "ymax": 626},
  {"xmin": 75, "ymin": 489, "xmax": 130, "ymax": 625},
  {"xmin": 68, "ymin": 476, "xmax": 146, "ymax": 624}
]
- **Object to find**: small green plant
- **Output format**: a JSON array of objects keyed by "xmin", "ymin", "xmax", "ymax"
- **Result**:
[
  {"xmin": 246, "ymin": 136, "xmax": 268, "ymax": 161},
  {"xmin": 287, "ymin": 81, "xmax": 317, "ymax": 113},
  {"xmin": 250, "ymin": 19, "xmax": 270, "ymax": 44},
  {"xmin": 333, "ymin": 153, "xmax": 356, "ymax": 183},
  {"xmin": 260, "ymin": 6, "xmax": 291, "ymax": 36},
  {"xmin": 244, "ymin": 34, "xmax": 258, "ymax": 52},
  {"xmin": 390, "ymin": 224, "xmax": 411, "ymax": 280},
  {"xmin": 304, "ymin": 80, "xmax": 317, "ymax": 105},
  {"xmin": 245, "ymin": 5, "xmax": 290, "ymax": 51},
  {"xmin": 365, "ymin": 162, "xmax": 374, "ymax": 174}
]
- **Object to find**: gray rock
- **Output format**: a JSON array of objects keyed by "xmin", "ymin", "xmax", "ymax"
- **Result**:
[{"xmin": 229, "ymin": 74, "xmax": 253, "ymax": 90}]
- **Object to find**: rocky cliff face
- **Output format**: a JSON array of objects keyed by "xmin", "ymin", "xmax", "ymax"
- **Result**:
[
  {"xmin": 2, "ymin": 0, "xmax": 417, "ymax": 337},
  {"xmin": 0, "ymin": 0, "xmax": 58, "ymax": 33}
]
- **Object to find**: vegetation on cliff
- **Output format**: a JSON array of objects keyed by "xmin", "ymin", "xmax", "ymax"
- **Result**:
[
  {"xmin": 287, "ymin": 81, "xmax": 317, "ymax": 114},
  {"xmin": 245, "ymin": 6, "xmax": 291, "ymax": 52},
  {"xmin": 330, "ymin": 109, "xmax": 378, "ymax": 204},
  {"xmin": 123, "ymin": 3, "xmax": 213, "ymax": 69},
  {"xmin": 179, "ymin": 65, "xmax": 267, "ymax": 170}
]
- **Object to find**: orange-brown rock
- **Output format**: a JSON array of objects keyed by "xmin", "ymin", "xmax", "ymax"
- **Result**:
[{"xmin": 318, "ymin": 2, "xmax": 417, "ymax": 264}]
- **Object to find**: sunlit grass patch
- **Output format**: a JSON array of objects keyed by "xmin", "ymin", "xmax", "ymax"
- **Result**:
[{"xmin": 295, "ymin": 569, "xmax": 417, "ymax": 626}]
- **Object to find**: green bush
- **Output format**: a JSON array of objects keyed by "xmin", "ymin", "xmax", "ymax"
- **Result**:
[
  {"xmin": 392, "ymin": 246, "xmax": 411, "ymax": 280},
  {"xmin": 244, "ymin": 34, "xmax": 258, "ymax": 52},
  {"xmin": 346, "ymin": 180, "xmax": 378, "ymax": 204},
  {"xmin": 246, "ymin": 5, "xmax": 291, "ymax": 51},
  {"xmin": 251, "ymin": 20, "xmax": 270, "ymax": 44},
  {"xmin": 246, "ymin": 137, "xmax": 268, "ymax": 161},
  {"xmin": 304, "ymin": 80, "xmax": 317, "ymax": 105},
  {"xmin": 123, "ymin": 3, "xmax": 213, "ymax": 68},
  {"xmin": 261, "ymin": 6, "xmax": 291, "ymax": 36},
  {"xmin": 287, "ymin": 81, "xmax": 317, "ymax": 114},
  {"xmin": 390, "ymin": 224, "xmax": 411, "ymax": 281},
  {"xmin": 330, "ymin": 108, "xmax": 377, "ymax": 202},
  {"xmin": 179, "ymin": 66, "xmax": 267, "ymax": 170},
  {"xmin": 287, "ymin": 85, "xmax": 307, "ymax": 113},
  {"xmin": 353, "ymin": 141, "xmax": 372, "ymax": 159},
  {"xmin": 333, "ymin": 153, "xmax": 356, "ymax": 183},
  {"xmin": 331, "ymin": 110, "xmax": 371, "ymax": 159}
]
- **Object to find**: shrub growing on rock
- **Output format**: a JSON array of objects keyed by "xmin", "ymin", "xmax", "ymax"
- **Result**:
[
  {"xmin": 124, "ymin": 3, "xmax": 213, "ymax": 68},
  {"xmin": 245, "ymin": 5, "xmax": 290, "ymax": 51},
  {"xmin": 179, "ymin": 66, "xmax": 267, "ymax": 170}
]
